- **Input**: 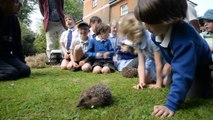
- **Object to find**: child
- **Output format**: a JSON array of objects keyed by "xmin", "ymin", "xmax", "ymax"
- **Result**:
[
  {"xmin": 88, "ymin": 16, "xmax": 102, "ymax": 39},
  {"xmin": 200, "ymin": 9, "xmax": 213, "ymax": 52},
  {"xmin": 119, "ymin": 13, "xmax": 166, "ymax": 88},
  {"xmin": 114, "ymin": 38, "xmax": 138, "ymax": 72},
  {"xmin": 135, "ymin": 0, "xmax": 213, "ymax": 118},
  {"xmin": 60, "ymin": 14, "xmax": 75, "ymax": 70},
  {"xmin": 0, "ymin": 0, "xmax": 31, "ymax": 80},
  {"xmin": 108, "ymin": 21, "xmax": 119, "ymax": 53},
  {"xmin": 69, "ymin": 22, "xmax": 90, "ymax": 71},
  {"xmin": 86, "ymin": 23, "xmax": 115, "ymax": 74}
]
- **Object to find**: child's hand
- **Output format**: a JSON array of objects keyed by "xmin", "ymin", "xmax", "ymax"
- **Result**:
[
  {"xmin": 96, "ymin": 52, "xmax": 102, "ymax": 58},
  {"xmin": 103, "ymin": 52, "xmax": 110, "ymax": 59},
  {"xmin": 79, "ymin": 60, "xmax": 85, "ymax": 66},
  {"xmin": 72, "ymin": 62, "xmax": 79, "ymax": 68},
  {"xmin": 148, "ymin": 84, "xmax": 162, "ymax": 89},
  {"xmin": 133, "ymin": 82, "xmax": 146, "ymax": 89},
  {"xmin": 152, "ymin": 105, "xmax": 174, "ymax": 118}
]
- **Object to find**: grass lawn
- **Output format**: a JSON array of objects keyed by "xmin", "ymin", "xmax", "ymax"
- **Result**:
[{"xmin": 0, "ymin": 67, "xmax": 213, "ymax": 120}]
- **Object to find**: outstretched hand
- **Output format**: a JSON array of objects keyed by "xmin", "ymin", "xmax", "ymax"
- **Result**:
[
  {"xmin": 133, "ymin": 82, "xmax": 146, "ymax": 89},
  {"xmin": 152, "ymin": 105, "xmax": 174, "ymax": 118}
]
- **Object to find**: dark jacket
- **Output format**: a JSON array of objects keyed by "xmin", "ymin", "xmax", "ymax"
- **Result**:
[
  {"xmin": 0, "ymin": 12, "xmax": 25, "ymax": 63},
  {"xmin": 38, "ymin": 0, "xmax": 66, "ymax": 31}
]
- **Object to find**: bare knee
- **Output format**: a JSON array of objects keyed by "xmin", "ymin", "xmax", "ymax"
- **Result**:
[
  {"xmin": 82, "ymin": 63, "xmax": 92, "ymax": 72},
  {"xmin": 101, "ymin": 66, "xmax": 110, "ymax": 74},
  {"xmin": 93, "ymin": 66, "xmax": 102, "ymax": 74},
  {"xmin": 60, "ymin": 59, "xmax": 69, "ymax": 70}
]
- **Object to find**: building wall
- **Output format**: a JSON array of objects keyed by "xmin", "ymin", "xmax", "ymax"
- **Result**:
[
  {"xmin": 110, "ymin": 0, "xmax": 137, "ymax": 23},
  {"xmin": 83, "ymin": 0, "xmax": 137, "ymax": 24},
  {"xmin": 83, "ymin": 0, "xmax": 110, "ymax": 24}
]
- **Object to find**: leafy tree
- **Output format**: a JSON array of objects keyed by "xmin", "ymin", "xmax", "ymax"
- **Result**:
[
  {"xmin": 34, "ymin": 24, "xmax": 46, "ymax": 54},
  {"xmin": 20, "ymin": 23, "xmax": 37, "ymax": 56},
  {"xmin": 64, "ymin": 0, "xmax": 83, "ymax": 21},
  {"xmin": 18, "ymin": 0, "xmax": 38, "ymax": 26}
]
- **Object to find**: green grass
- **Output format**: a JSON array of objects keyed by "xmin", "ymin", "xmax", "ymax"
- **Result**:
[{"xmin": 0, "ymin": 68, "xmax": 213, "ymax": 120}]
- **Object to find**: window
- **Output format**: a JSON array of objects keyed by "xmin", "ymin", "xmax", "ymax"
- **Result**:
[
  {"xmin": 120, "ymin": 4, "xmax": 128, "ymax": 16},
  {"xmin": 92, "ymin": 0, "xmax": 97, "ymax": 7}
]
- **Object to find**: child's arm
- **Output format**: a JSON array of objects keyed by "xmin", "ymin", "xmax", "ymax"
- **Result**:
[
  {"xmin": 148, "ymin": 51, "xmax": 163, "ymax": 88},
  {"xmin": 85, "ymin": 39, "xmax": 98, "ymax": 58},
  {"xmin": 104, "ymin": 40, "xmax": 114, "ymax": 58},
  {"xmin": 70, "ymin": 51, "xmax": 79, "ymax": 68},
  {"xmin": 133, "ymin": 48, "xmax": 146, "ymax": 89},
  {"xmin": 79, "ymin": 57, "xmax": 89, "ymax": 67},
  {"xmin": 60, "ymin": 33, "xmax": 70, "ymax": 60},
  {"xmin": 114, "ymin": 54, "xmax": 119, "ymax": 62}
]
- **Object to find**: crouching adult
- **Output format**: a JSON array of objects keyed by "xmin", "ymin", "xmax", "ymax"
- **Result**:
[{"xmin": 0, "ymin": 0, "xmax": 31, "ymax": 80}]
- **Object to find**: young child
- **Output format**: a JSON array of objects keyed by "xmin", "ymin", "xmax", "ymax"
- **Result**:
[
  {"xmin": 108, "ymin": 21, "xmax": 119, "ymax": 53},
  {"xmin": 69, "ymin": 22, "xmax": 90, "ymax": 71},
  {"xmin": 60, "ymin": 14, "xmax": 75, "ymax": 70},
  {"xmin": 200, "ymin": 9, "xmax": 213, "ymax": 52},
  {"xmin": 119, "ymin": 13, "xmax": 166, "ymax": 88},
  {"xmin": 85, "ymin": 23, "xmax": 115, "ymax": 74},
  {"xmin": 135, "ymin": 0, "xmax": 213, "ymax": 118},
  {"xmin": 114, "ymin": 38, "xmax": 138, "ymax": 72},
  {"xmin": 0, "ymin": 0, "xmax": 31, "ymax": 80},
  {"xmin": 88, "ymin": 16, "xmax": 102, "ymax": 39}
]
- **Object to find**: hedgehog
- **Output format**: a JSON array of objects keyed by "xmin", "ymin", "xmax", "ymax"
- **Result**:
[
  {"xmin": 77, "ymin": 84, "xmax": 113, "ymax": 108},
  {"xmin": 122, "ymin": 67, "xmax": 138, "ymax": 78}
]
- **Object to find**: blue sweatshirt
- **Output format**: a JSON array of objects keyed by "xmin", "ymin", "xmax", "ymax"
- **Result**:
[
  {"xmin": 86, "ymin": 38, "xmax": 114, "ymax": 61},
  {"xmin": 152, "ymin": 21, "xmax": 212, "ymax": 112}
]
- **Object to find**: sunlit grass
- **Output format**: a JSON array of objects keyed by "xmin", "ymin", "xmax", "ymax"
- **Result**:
[{"xmin": 0, "ymin": 68, "xmax": 213, "ymax": 120}]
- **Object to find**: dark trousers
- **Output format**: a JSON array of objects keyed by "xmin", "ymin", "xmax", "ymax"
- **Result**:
[
  {"xmin": 0, "ymin": 55, "xmax": 31, "ymax": 81},
  {"xmin": 187, "ymin": 66, "xmax": 213, "ymax": 98}
]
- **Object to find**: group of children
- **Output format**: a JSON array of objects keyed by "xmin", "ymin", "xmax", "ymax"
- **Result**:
[
  {"xmin": 0, "ymin": 0, "xmax": 212, "ymax": 118},
  {"xmin": 58, "ymin": 0, "xmax": 213, "ymax": 118},
  {"xmin": 59, "ymin": 13, "xmax": 172, "ymax": 88}
]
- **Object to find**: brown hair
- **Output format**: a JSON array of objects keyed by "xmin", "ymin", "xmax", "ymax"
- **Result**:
[
  {"xmin": 89, "ymin": 16, "xmax": 102, "ymax": 25},
  {"xmin": 95, "ymin": 23, "xmax": 110, "ymax": 35},
  {"xmin": 65, "ymin": 14, "xmax": 75, "ymax": 22},
  {"xmin": 134, "ymin": 0, "xmax": 187, "ymax": 24},
  {"xmin": 119, "ymin": 12, "xmax": 145, "ymax": 43}
]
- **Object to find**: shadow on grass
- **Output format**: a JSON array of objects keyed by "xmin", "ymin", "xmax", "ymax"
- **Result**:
[{"xmin": 179, "ymin": 98, "xmax": 213, "ymax": 110}]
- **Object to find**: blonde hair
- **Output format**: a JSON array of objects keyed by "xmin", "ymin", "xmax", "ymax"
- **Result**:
[{"xmin": 119, "ymin": 13, "xmax": 145, "ymax": 43}]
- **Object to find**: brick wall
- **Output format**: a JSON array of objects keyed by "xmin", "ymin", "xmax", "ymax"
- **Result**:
[
  {"xmin": 110, "ymin": 0, "xmax": 137, "ymax": 23},
  {"xmin": 83, "ymin": 0, "xmax": 137, "ymax": 24},
  {"xmin": 83, "ymin": 0, "xmax": 110, "ymax": 24}
]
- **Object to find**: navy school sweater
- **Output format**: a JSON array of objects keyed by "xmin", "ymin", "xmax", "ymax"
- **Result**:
[{"xmin": 152, "ymin": 21, "xmax": 212, "ymax": 112}]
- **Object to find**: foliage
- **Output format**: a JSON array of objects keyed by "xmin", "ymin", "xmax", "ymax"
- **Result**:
[
  {"xmin": 18, "ymin": 0, "xmax": 38, "ymax": 26},
  {"xmin": 20, "ymin": 22, "xmax": 36, "ymax": 56},
  {"xmin": 33, "ymin": 25, "xmax": 46, "ymax": 54},
  {"xmin": 16, "ymin": 0, "xmax": 39, "ymax": 56},
  {"xmin": 33, "ymin": 24, "xmax": 61, "ymax": 54},
  {"xmin": 0, "ymin": 68, "xmax": 213, "ymax": 120},
  {"xmin": 64, "ymin": 0, "xmax": 83, "ymax": 21}
]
